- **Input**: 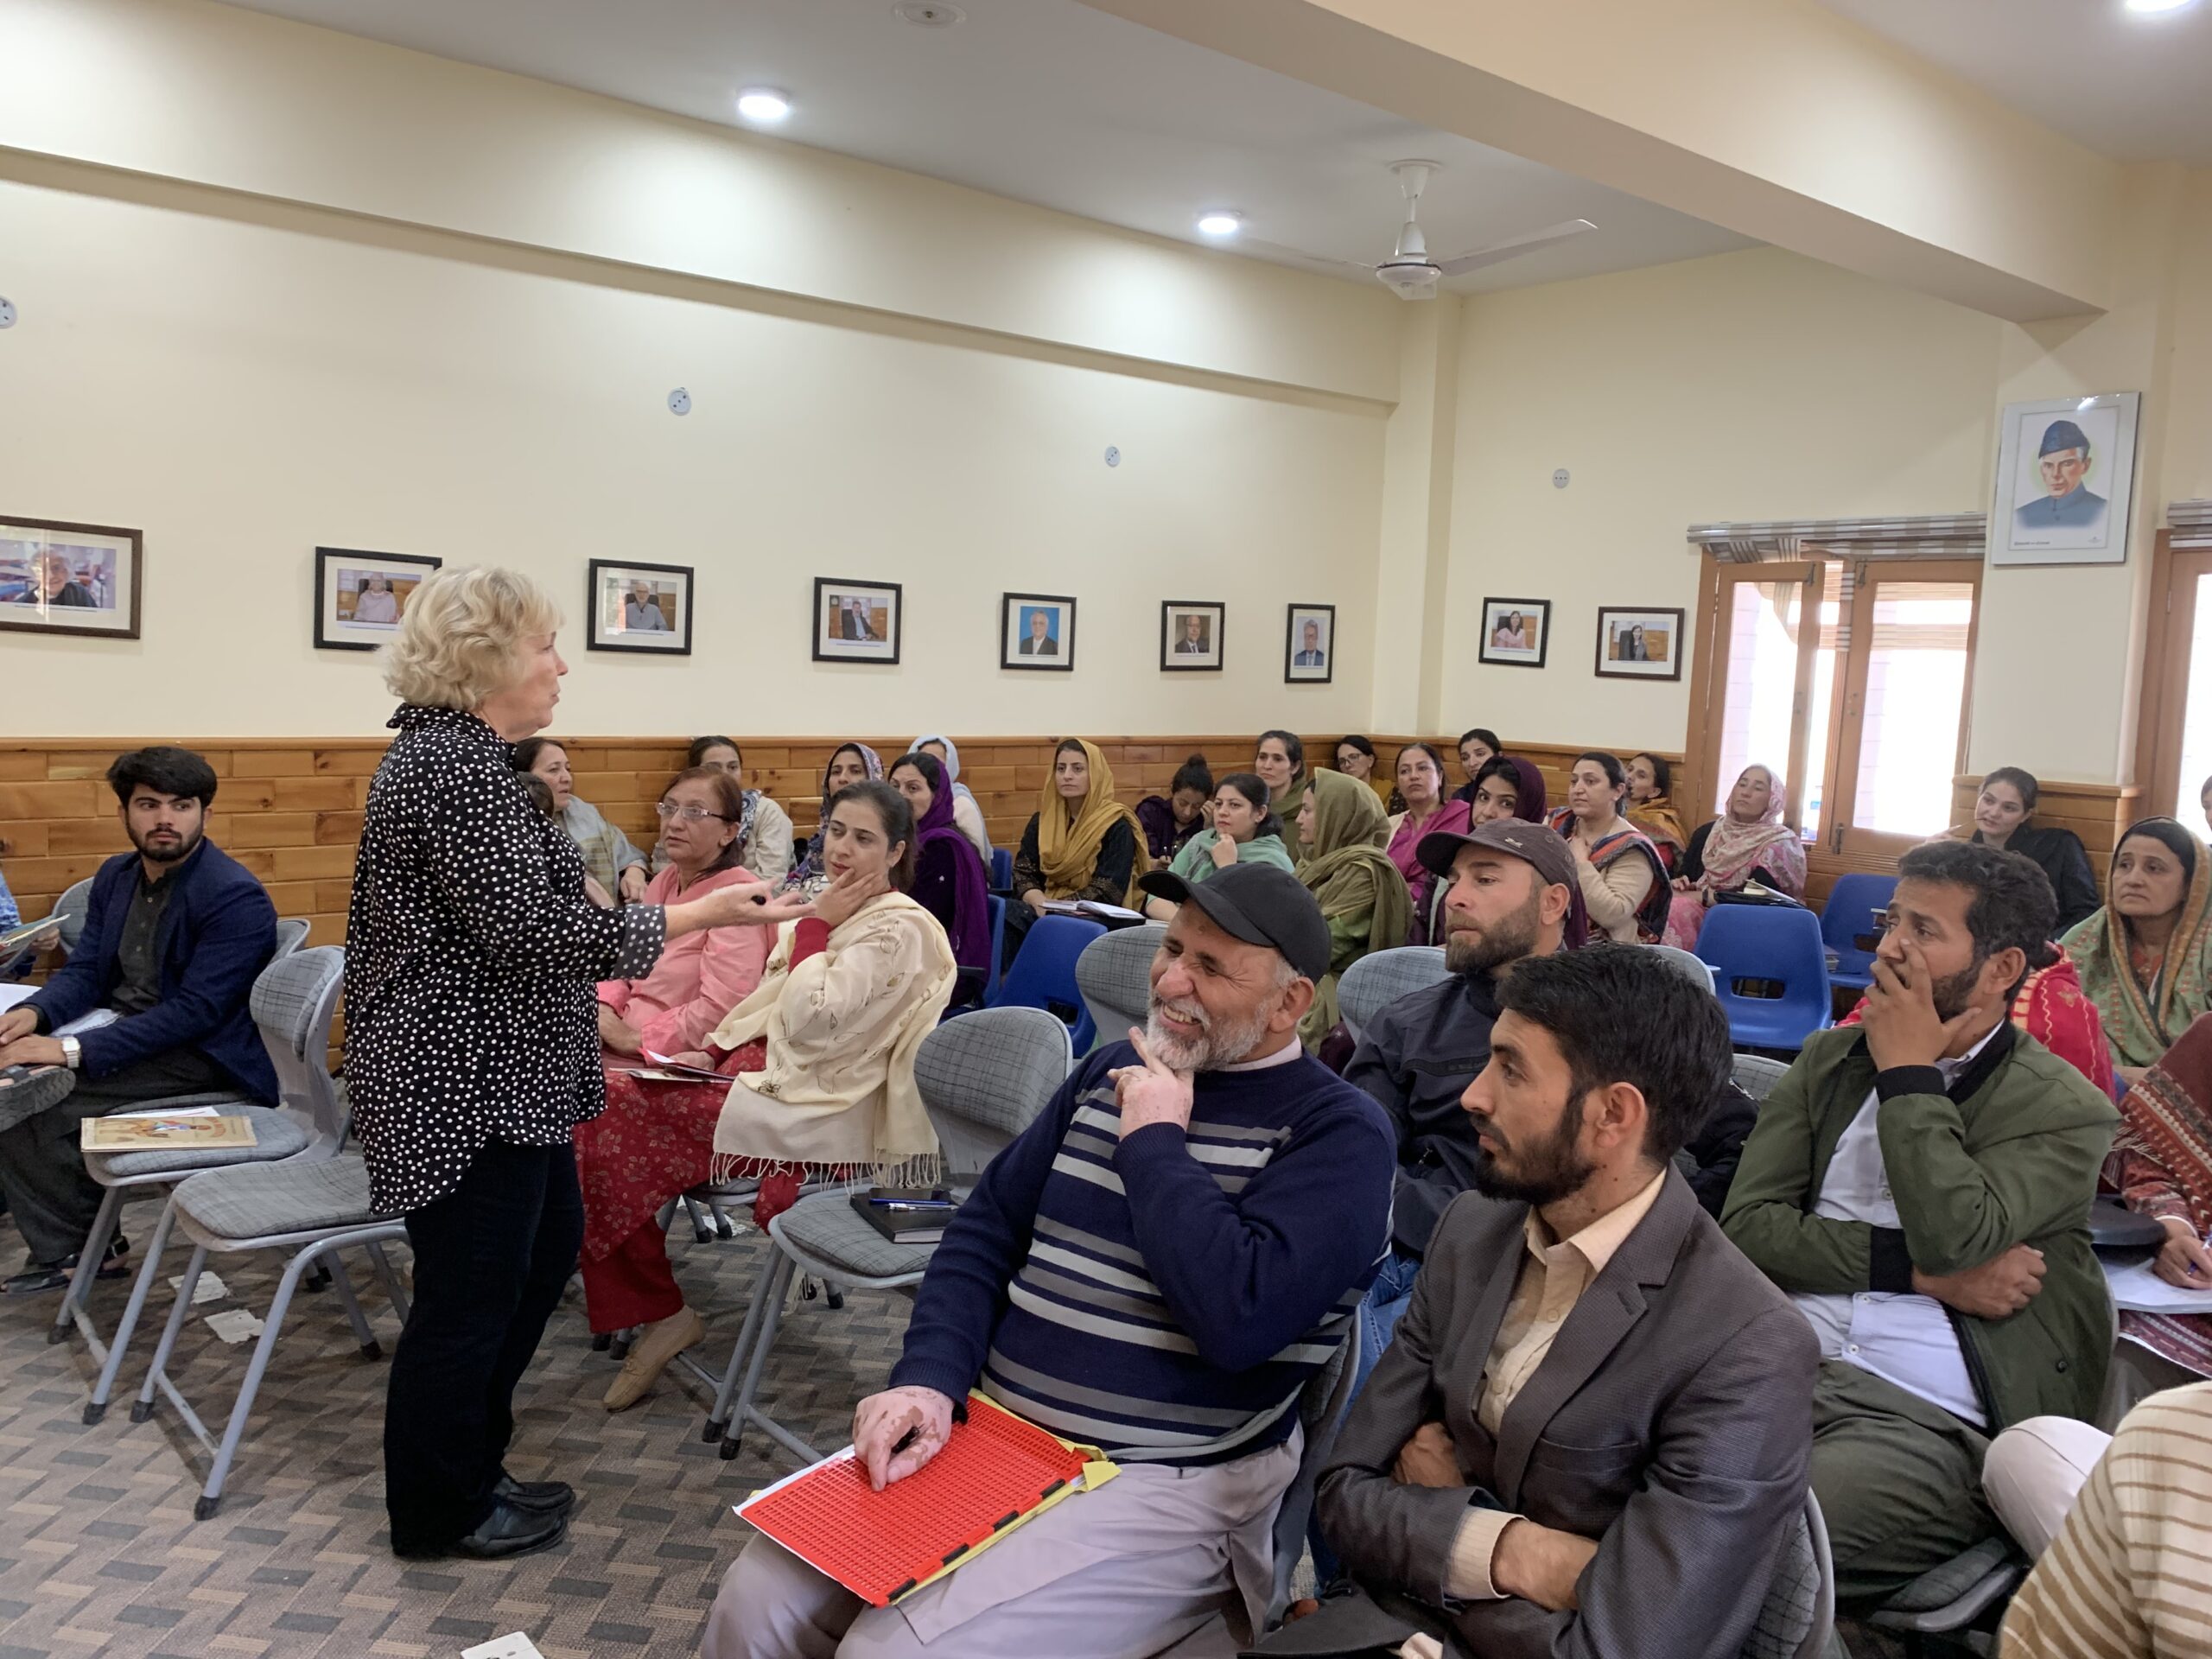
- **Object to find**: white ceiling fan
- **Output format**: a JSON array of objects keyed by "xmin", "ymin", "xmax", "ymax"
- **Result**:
[{"xmin": 1243, "ymin": 160, "xmax": 1598, "ymax": 299}]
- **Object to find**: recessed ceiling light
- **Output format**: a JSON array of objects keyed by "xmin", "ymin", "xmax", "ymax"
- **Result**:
[
  {"xmin": 2123, "ymin": 0, "xmax": 2197, "ymax": 14},
  {"xmin": 1197, "ymin": 212, "xmax": 1242, "ymax": 238},
  {"xmin": 736, "ymin": 88, "xmax": 791, "ymax": 124},
  {"xmin": 895, "ymin": 2, "xmax": 965, "ymax": 24}
]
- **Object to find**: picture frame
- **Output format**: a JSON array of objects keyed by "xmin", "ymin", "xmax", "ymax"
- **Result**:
[
  {"xmin": 1988, "ymin": 392, "xmax": 2140, "ymax": 568},
  {"xmin": 313, "ymin": 547, "xmax": 442, "ymax": 652},
  {"xmin": 1284, "ymin": 603, "xmax": 1335, "ymax": 684},
  {"xmin": 1478, "ymin": 598, "xmax": 1550, "ymax": 670},
  {"xmin": 1160, "ymin": 601, "xmax": 1225, "ymax": 672},
  {"xmin": 1593, "ymin": 606, "xmax": 1687, "ymax": 681},
  {"xmin": 812, "ymin": 577, "xmax": 903, "ymax": 664},
  {"xmin": 1001, "ymin": 592, "xmax": 1076, "ymax": 671},
  {"xmin": 0, "ymin": 517, "xmax": 142, "ymax": 641},
  {"xmin": 588, "ymin": 558, "xmax": 693, "ymax": 655}
]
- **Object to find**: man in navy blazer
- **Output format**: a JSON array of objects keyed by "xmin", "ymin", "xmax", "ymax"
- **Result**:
[{"xmin": 0, "ymin": 747, "xmax": 277, "ymax": 1293}]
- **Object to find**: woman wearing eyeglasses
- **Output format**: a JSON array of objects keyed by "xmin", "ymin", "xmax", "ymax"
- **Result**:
[{"xmin": 594, "ymin": 768, "xmax": 772, "ymax": 1061}]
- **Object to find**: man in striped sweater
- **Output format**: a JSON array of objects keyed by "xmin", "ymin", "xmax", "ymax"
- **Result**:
[{"xmin": 705, "ymin": 864, "xmax": 1396, "ymax": 1659}]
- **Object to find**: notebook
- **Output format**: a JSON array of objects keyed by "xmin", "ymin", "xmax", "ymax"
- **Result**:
[
  {"xmin": 736, "ymin": 1393, "xmax": 1117, "ymax": 1607},
  {"xmin": 83, "ymin": 1114, "xmax": 258, "ymax": 1152},
  {"xmin": 849, "ymin": 1191, "xmax": 957, "ymax": 1247}
]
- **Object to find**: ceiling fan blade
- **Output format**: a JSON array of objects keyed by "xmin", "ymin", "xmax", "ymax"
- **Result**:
[
  {"xmin": 1235, "ymin": 236, "xmax": 1378, "ymax": 278},
  {"xmin": 1433, "ymin": 218, "xmax": 1598, "ymax": 277}
]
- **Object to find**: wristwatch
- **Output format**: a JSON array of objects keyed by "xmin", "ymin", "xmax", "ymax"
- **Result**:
[{"xmin": 59, "ymin": 1035, "xmax": 81, "ymax": 1071}]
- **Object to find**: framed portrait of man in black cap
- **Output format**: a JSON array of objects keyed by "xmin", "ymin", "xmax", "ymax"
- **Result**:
[{"xmin": 1990, "ymin": 391, "xmax": 2139, "ymax": 567}]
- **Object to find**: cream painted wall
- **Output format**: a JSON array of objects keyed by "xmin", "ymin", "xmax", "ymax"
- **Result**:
[
  {"xmin": 1439, "ymin": 247, "xmax": 2002, "ymax": 753},
  {"xmin": 0, "ymin": 180, "xmax": 1385, "ymax": 737}
]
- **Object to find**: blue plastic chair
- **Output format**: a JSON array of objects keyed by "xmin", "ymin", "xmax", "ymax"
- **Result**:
[
  {"xmin": 984, "ymin": 893, "xmax": 1007, "ymax": 995},
  {"xmin": 1821, "ymin": 873, "xmax": 1897, "ymax": 994},
  {"xmin": 989, "ymin": 848, "xmax": 1014, "ymax": 892},
  {"xmin": 1696, "ymin": 905, "xmax": 1834, "ymax": 1051},
  {"xmin": 950, "ymin": 914, "xmax": 1106, "ymax": 1052}
]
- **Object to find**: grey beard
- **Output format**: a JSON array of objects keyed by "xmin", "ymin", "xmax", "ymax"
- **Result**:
[{"xmin": 1144, "ymin": 998, "xmax": 1276, "ymax": 1071}]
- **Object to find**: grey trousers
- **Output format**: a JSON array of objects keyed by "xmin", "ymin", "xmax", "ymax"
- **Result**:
[
  {"xmin": 702, "ymin": 1432, "xmax": 1300, "ymax": 1659},
  {"xmin": 0, "ymin": 1049, "xmax": 225, "ymax": 1262}
]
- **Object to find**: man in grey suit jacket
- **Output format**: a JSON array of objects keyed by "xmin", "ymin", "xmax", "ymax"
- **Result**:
[{"xmin": 1293, "ymin": 946, "xmax": 1817, "ymax": 1658}]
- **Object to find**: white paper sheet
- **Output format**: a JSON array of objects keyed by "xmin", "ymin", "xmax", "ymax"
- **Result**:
[
  {"xmin": 0, "ymin": 984, "xmax": 36, "ymax": 1014},
  {"xmin": 461, "ymin": 1636, "xmax": 547, "ymax": 1659},
  {"xmin": 2104, "ymin": 1255, "xmax": 2212, "ymax": 1314}
]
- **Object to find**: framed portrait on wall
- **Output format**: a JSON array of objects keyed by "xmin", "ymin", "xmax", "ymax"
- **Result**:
[
  {"xmin": 0, "ymin": 517, "xmax": 142, "ymax": 640},
  {"xmin": 1002, "ymin": 592, "xmax": 1076, "ymax": 671},
  {"xmin": 314, "ymin": 547, "xmax": 442, "ymax": 651},
  {"xmin": 1593, "ymin": 606, "xmax": 1686, "ymax": 681},
  {"xmin": 1284, "ymin": 603, "xmax": 1335, "ymax": 683},
  {"xmin": 1989, "ymin": 391, "xmax": 2139, "ymax": 567},
  {"xmin": 1478, "ymin": 598, "xmax": 1549, "ymax": 669},
  {"xmin": 1160, "ymin": 601, "xmax": 1224, "ymax": 672},
  {"xmin": 813, "ymin": 577, "xmax": 902, "ymax": 664},
  {"xmin": 588, "ymin": 558, "xmax": 693, "ymax": 654}
]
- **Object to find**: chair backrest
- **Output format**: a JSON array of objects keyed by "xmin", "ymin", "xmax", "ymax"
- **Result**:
[
  {"xmin": 1649, "ymin": 944, "xmax": 1719, "ymax": 993},
  {"xmin": 1267, "ymin": 1322, "xmax": 1362, "ymax": 1627},
  {"xmin": 50, "ymin": 877, "xmax": 95, "ymax": 959},
  {"xmin": 913, "ymin": 1006, "xmax": 1072, "ymax": 1180},
  {"xmin": 249, "ymin": 945, "xmax": 348, "ymax": 1147},
  {"xmin": 1739, "ymin": 1490, "xmax": 1834, "ymax": 1659},
  {"xmin": 1696, "ymin": 906, "xmax": 1833, "ymax": 1047},
  {"xmin": 989, "ymin": 847, "xmax": 1014, "ymax": 891},
  {"xmin": 984, "ymin": 893, "xmax": 1007, "ymax": 995},
  {"xmin": 1338, "ymin": 946, "xmax": 1450, "ymax": 1041},
  {"xmin": 990, "ymin": 914, "xmax": 1107, "ymax": 1033},
  {"xmin": 1732, "ymin": 1052, "xmax": 1793, "ymax": 1102},
  {"xmin": 1075, "ymin": 924, "xmax": 1166, "ymax": 1055},
  {"xmin": 272, "ymin": 918, "xmax": 312, "ymax": 961},
  {"xmin": 1821, "ymin": 873, "xmax": 1898, "ymax": 954}
]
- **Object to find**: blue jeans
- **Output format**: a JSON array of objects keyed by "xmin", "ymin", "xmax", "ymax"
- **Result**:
[{"xmin": 1309, "ymin": 1246, "xmax": 1425, "ymax": 1587}]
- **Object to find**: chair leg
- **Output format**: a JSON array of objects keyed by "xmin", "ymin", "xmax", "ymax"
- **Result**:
[
  {"xmin": 194, "ymin": 1243, "xmax": 316, "ymax": 1520},
  {"xmin": 52, "ymin": 1185, "xmax": 125, "ymax": 1343},
  {"xmin": 325, "ymin": 1256, "xmax": 381, "ymax": 1358},
  {"xmin": 720, "ymin": 1255, "xmax": 797, "ymax": 1461},
  {"xmin": 134, "ymin": 1242, "xmax": 208, "ymax": 1424},
  {"xmin": 704, "ymin": 1248, "xmax": 786, "ymax": 1442},
  {"xmin": 365, "ymin": 1242, "xmax": 410, "ymax": 1324},
  {"xmin": 682, "ymin": 1194, "xmax": 715, "ymax": 1244},
  {"xmin": 85, "ymin": 1195, "xmax": 180, "ymax": 1425}
]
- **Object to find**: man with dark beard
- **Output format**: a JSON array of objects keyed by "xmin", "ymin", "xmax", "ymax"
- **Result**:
[
  {"xmin": 1724, "ymin": 838, "xmax": 2118, "ymax": 1609},
  {"xmin": 1291, "ymin": 946, "xmax": 1815, "ymax": 1659},
  {"xmin": 0, "ymin": 747, "xmax": 277, "ymax": 1293}
]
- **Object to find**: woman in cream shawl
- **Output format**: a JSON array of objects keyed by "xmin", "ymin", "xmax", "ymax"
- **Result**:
[
  {"xmin": 2063, "ymin": 817, "xmax": 2212, "ymax": 1079},
  {"xmin": 1004, "ymin": 738, "xmax": 1147, "ymax": 959},
  {"xmin": 570, "ymin": 780, "xmax": 957, "ymax": 1410},
  {"xmin": 1294, "ymin": 767, "xmax": 1413, "ymax": 1051}
]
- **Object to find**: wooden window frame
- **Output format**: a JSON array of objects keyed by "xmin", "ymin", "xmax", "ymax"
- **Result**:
[{"xmin": 2133, "ymin": 529, "xmax": 2212, "ymax": 825}]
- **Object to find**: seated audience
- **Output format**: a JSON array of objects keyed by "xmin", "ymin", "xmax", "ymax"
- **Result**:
[
  {"xmin": 1723, "ymin": 840, "xmax": 2119, "ymax": 1609},
  {"xmin": 887, "ymin": 751, "xmax": 991, "ymax": 1004},
  {"xmin": 0, "ymin": 747, "xmax": 279, "ymax": 1294},
  {"xmin": 1970, "ymin": 766, "xmax": 2099, "ymax": 933},
  {"xmin": 1135, "ymin": 753, "xmax": 1212, "ymax": 869},
  {"xmin": 1255, "ymin": 728, "xmax": 1309, "ymax": 860},
  {"xmin": 1306, "ymin": 946, "xmax": 1816, "ymax": 1659},
  {"xmin": 2063, "ymin": 817, "xmax": 2212, "ymax": 1080},
  {"xmin": 512, "ymin": 736, "xmax": 649, "ymax": 903},
  {"xmin": 575, "ymin": 781, "xmax": 956, "ymax": 1408},
  {"xmin": 780, "ymin": 742, "xmax": 883, "ymax": 898},
  {"xmin": 1295, "ymin": 768, "xmax": 1411, "ymax": 1051},
  {"xmin": 911, "ymin": 733, "xmax": 992, "ymax": 861},
  {"xmin": 1996, "ymin": 1382, "xmax": 2212, "ymax": 1658},
  {"xmin": 1334, "ymin": 734, "xmax": 1389, "ymax": 805},
  {"xmin": 1384, "ymin": 742, "xmax": 1470, "ymax": 946},
  {"xmin": 1836, "ymin": 943, "xmax": 2115, "ymax": 1098},
  {"xmin": 1624, "ymin": 751, "xmax": 1689, "ymax": 874},
  {"xmin": 1465, "ymin": 753, "xmax": 1548, "ymax": 827},
  {"xmin": 0, "ymin": 848, "xmax": 50, "ymax": 980},
  {"xmin": 660, "ymin": 736, "xmax": 796, "ymax": 887},
  {"xmin": 702, "ymin": 864, "xmax": 1395, "ymax": 1659},
  {"xmin": 1548, "ymin": 752, "xmax": 1669, "ymax": 944},
  {"xmin": 1006, "ymin": 738, "xmax": 1146, "ymax": 959},
  {"xmin": 1448, "ymin": 727, "xmax": 1502, "ymax": 804},
  {"xmin": 1662, "ymin": 762, "xmax": 1807, "ymax": 950},
  {"xmin": 594, "ymin": 767, "xmax": 771, "ymax": 1061},
  {"xmin": 1146, "ymin": 772, "xmax": 1294, "ymax": 920}
]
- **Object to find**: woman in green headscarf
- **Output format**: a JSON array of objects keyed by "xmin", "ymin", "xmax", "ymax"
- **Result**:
[
  {"xmin": 1293, "ymin": 767, "xmax": 1413, "ymax": 1051},
  {"xmin": 2063, "ymin": 817, "xmax": 2212, "ymax": 1080}
]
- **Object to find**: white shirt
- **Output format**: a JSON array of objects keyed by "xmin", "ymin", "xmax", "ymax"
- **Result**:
[{"xmin": 1794, "ymin": 1026, "xmax": 1998, "ymax": 1427}]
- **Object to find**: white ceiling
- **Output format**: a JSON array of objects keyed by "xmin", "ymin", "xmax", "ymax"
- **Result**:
[
  {"xmin": 211, "ymin": 0, "xmax": 1756, "ymax": 294},
  {"xmin": 1820, "ymin": 0, "xmax": 2212, "ymax": 163}
]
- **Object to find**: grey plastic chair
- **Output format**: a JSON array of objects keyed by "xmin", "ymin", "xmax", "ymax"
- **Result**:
[
  {"xmin": 60, "ymin": 947, "xmax": 351, "ymax": 1393},
  {"xmin": 1650, "ymin": 943, "xmax": 1720, "ymax": 993},
  {"xmin": 1337, "ymin": 946, "xmax": 1449, "ymax": 1043},
  {"xmin": 1732, "ymin": 1053, "xmax": 1794, "ymax": 1103},
  {"xmin": 1865, "ymin": 1537, "xmax": 2024, "ymax": 1656},
  {"xmin": 1740, "ymin": 1490, "xmax": 1835, "ymax": 1659},
  {"xmin": 271, "ymin": 918, "xmax": 312, "ymax": 960},
  {"xmin": 1265, "ymin": 1323, "xmax": 1361, "ymax": 1629},
  {"xmin": 50, "ymin": 877, "xmax": 95, "ymax": 960},
  {"xmin": 706, "ymin": 1006, "xmax": 1073, "ymax": 1465},
  {"xmin": 1074, "ymin": 923, "xmax": 1166, "ymax": 1054}
]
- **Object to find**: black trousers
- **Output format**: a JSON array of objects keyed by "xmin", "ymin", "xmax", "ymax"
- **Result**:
[{"xmin": 384, "ymin": 1138, "xmax": 583, "ymax": 1552}]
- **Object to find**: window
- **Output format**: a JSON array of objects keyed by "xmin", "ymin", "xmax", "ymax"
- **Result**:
[
  {"xmin": 2137, "ymin": 537, "xmax": 2212, "ymax": 823},
  {"xmin": 1691, "ymin": 558, "xmax": 1979, "ymax": 859}
]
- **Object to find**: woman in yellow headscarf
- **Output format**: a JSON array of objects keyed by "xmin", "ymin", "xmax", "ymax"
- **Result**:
[
  {"xmin": 1294, "ymin": 767, "xmax": 1413, "ymax": 1050},
  {"xmin": 1006, "ymin": 738, "xmax": 1147, "ymax": 959}
]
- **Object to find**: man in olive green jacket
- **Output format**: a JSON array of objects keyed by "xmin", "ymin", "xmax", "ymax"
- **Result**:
[{"xmin": 1724, "ymin": 840, "xmax": 2118, "ymax": 1608}]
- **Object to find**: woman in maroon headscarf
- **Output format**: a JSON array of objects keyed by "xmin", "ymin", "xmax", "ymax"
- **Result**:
[{"xmin": 888, "ymin": 750, "xmax": 991, "ymax": 1005}]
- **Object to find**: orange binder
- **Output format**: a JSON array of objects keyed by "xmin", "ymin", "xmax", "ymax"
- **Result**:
[{"xmin": 736, "ymin": 1394, "xmax": 1116, "ymax": 1607}]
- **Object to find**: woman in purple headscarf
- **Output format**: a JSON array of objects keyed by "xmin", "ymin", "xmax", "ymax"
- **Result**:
[{"xmin": 887, "ymin": 750, "xmax": 991, "ymax": 1004}]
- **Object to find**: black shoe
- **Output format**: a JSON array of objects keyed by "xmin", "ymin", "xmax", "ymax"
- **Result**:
[
  {"xmin": 2, "ymin": 1235, "xmax": 128, "ymax": 1296},
  {"xmin": 493, "ymin": 1474, "xmax": 575, "ymax": 1517},
  {"xmin": 393, "ymin": 1500, "xmax": 568, "ymax": 1562}
]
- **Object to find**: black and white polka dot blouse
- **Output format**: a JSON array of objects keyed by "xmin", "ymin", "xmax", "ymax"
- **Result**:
[{"xmin": 344, "ymin": 705, "xmax": 665, "ymax": 1216}]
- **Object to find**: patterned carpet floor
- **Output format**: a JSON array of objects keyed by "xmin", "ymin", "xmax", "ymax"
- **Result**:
[{"xmin": 0, "ymin": 1211, "xmax": 896, "ymax": 1659}]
